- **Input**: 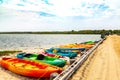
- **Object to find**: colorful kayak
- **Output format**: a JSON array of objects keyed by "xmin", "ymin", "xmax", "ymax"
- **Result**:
[
  {"xmin": 45, "ymin": 48, "xmax": 77, "ymax": 58},
  {"xmin": 0, "ymin": 57, "xmax": 62, "ymax": 77},
  {"xmin": 83, "ymin": 41, "xmax": 97, "ymax": 44},
  {"xmin": 16, "ymin": 53, "xmax": 66, "ymax": 67},
  {"xmin": 50, "ymin": 48, "xmax": 85, "ymax": 53},
  {"xmin": 43, "ymin": 52, "xmax": 65, "ymax": 58},
  {"xmin": 42, "ymin": 52, "xmax": 70, "ymax": 64},
  {"xmin": 55, "ymin": 48, "xmax": 85, "ymax": 51},
  {"xmin": 59, "ymin": 43, "xmax": 94, "ymax": 49}
]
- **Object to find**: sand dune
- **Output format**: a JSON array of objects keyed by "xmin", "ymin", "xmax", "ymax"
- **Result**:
[{"xmin": 70, "ymin": 35, "xmax": 120, "ymax": 80}]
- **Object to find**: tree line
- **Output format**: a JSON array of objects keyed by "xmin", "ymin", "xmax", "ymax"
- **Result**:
[{"xmin": 0, "ymin": 30, "xmax": 120, "ymax": 34}]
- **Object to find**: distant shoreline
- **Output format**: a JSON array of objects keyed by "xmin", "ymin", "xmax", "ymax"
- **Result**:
[{"xmin": 0, "ymin": 30, "xmax": 119, "ymax": 34}]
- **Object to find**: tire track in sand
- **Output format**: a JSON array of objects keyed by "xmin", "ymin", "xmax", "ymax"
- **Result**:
[
  {"xmin": 70, "ymin": 43, "xmax": 105, "ymax": 80},
  {"xmin": 70, "ymin": 35, "xmax": 120, "ymax": 80}
]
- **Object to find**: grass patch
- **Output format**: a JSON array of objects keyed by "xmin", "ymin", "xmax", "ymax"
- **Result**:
[{"xmin": 0, "ymin": 50, "xmax": 22, "ymax": 56}]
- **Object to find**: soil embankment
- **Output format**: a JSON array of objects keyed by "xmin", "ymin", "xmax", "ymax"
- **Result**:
[{"xmin": 70, "ymin": 35, "xmax": 120, "ymax": 80}]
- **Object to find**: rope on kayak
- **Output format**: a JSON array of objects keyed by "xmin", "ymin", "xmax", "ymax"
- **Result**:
[
  {"xmin": 70, "ymin": 52, "xmax": 74, "ymax": 59},
  {"xmin": 53, "ymin": 49, "xmax": 58, "ymax": 53},
  {"xmin": 38, "ymin": 68, "xmax": 49, "ymax": 79},
  {"xmin": 52, "ymin": 49, "xmax": 62, "ymax": 58},
  {"xmin": 54, "ymin": 55, "xmax": 60, "ymax": 58}
]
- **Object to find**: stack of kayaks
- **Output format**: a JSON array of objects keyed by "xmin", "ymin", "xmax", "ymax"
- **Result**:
[
  {"xmin": 50, "ymin": 47, "xmax": 85, "ymax": 53},
  {"xmin": 0, "ymin": 57, "xmax": 62, "ymax": 77},
  {"xmin": 45, "ymin": 48, "xmax": 77, "ymax": 58},
  {"xmin": 59, "ymin": 43, "xmax": 95, "ymax": 49},
  {"xmin": 41, "ymin": 52, "xmax": 70, "ymax": 64},
  {"xmin": 0, "ymin": 40, "xmax": 96, "ymax": 78},
  {"xmin": 16, "ymin": 53, "xmax": 66, "ymax": 67},
  {"xmin": 43, "ymin": 52, "xmax": 66, "ymax": 58}
]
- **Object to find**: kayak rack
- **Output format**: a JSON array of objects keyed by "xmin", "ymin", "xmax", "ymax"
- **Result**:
[{"xmin": 51, "ymin": 38, "xmax": 105, "ymax": 80}]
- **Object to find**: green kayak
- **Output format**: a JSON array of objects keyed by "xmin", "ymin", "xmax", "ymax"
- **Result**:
[
  {"xmin": 84, "ymin": 41, "xmax": 96, "ymax": 44},
  {"xmin": 16, "ymin": 53, "xmax": 66, "ymax": 67}
]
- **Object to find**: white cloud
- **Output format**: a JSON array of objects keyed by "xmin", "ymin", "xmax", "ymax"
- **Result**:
[
  {"xmin": 0, "ymin": 0, "xmax": 120, "ymax": 31},
  {"xmin": 0, "ymin": 0, "xmax": 110, "ymax": 17},
  {"xmin": 1, "ymin": 0, "xmax": 119, "ymax": 17}
]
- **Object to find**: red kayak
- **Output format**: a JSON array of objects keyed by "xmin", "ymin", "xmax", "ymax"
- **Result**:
[{"xmin": 42, "ymin": 52, "xmax": 70, "ymax": 64}]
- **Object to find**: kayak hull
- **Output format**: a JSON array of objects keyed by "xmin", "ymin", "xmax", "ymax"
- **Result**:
[
  {"xmin": 17, "ymin": 53, "xmax": 66, "ymax": 67},
  {"xmin": 45, "ymin": 49, "xmax": 77, "ymax": 58},
  {"xmin": 0, "ymin": 57, "xmax": 62, "ymax": 77},
  {"xmin": 59, "ymin": 43, "xmax": 94, "ymax": 49}
]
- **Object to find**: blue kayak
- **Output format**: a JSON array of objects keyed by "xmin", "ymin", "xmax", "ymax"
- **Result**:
[
  {"xmin": 45, "ymin": 48, "xmax": 77, "ymax": 58},
  {"xmin": 51, "ymin": 48, "xmax": 86, "ymax": 51}
]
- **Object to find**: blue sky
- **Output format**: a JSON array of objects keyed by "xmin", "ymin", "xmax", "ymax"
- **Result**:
[{"xmin": 0, "ymin": 0, "xmax": 120, "ymax": 31}]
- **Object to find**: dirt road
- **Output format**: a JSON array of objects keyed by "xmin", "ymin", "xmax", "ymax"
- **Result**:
[{"xmin": 70, "ymin": 35, "xmax": 120, "ymax": 80}]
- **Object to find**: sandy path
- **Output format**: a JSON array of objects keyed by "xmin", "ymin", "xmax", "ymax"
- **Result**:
[{"xmin": 70, "ymin": 35, "xmax": 120, "ymax": 80}]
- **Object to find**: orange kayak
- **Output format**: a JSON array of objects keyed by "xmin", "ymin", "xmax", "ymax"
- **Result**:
[
  {"xmin": 0, "ymin": 57, "xmax": 62, "ymax": 78},
  {"xmin": 59, "ymin": 43, "xmax": 94, "ymax": 48}
]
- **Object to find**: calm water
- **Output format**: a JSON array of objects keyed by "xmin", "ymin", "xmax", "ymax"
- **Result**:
[{"xmin": 0, "ymin": 34, "xmax": 101, "ymax": 50}]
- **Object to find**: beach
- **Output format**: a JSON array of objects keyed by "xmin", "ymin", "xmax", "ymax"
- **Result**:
[{"xmin": 0, "ymin": 35, "xmax": 120, "ymax": 80}]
